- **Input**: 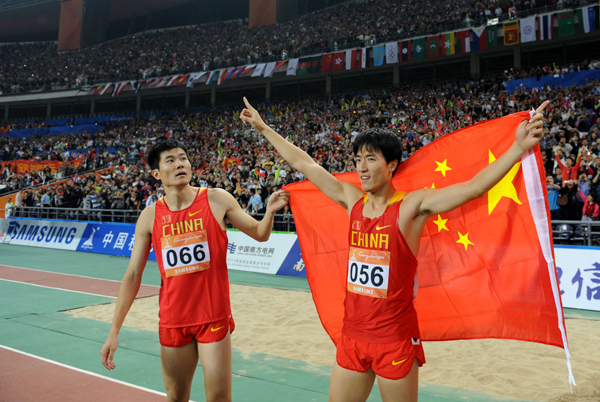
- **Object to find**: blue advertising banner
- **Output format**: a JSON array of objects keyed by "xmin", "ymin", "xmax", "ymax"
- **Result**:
[
  {"xmin": 507, "ymin": 70, "xmax": 600, "ymax": 93},
  {"xmin": 76, "ymin": 222, "xmax": 157, "ymax": 260},
  {"xmin": 275, "ymin": 239, "xmax": 306, "ymax": 278}
]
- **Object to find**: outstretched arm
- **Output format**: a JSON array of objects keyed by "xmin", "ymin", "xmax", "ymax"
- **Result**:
[
  {"xmin": 416, "ymin": 101, "xmax": 549, "ymax": 217},
  {"xmin": 240, "ymin": 97, "xmax": 363, "ymax": 210}
]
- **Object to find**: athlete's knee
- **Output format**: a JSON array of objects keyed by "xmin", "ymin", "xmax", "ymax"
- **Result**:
[
  {"xmin": 166, "ymin": 386, "xmax": 191, "ymax": 402},
  {"xmin": 205, "ymin": 388, "xmax": 231, "ymax": 402}
]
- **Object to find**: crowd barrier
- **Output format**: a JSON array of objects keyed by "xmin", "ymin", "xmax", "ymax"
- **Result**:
[
  {"xmin": 0, "ymin": 218, "xmax": 306, "ymax": 278},
  {"xmin": 0, "ymin": 218, "xmax": 598, "ymax": 312}
]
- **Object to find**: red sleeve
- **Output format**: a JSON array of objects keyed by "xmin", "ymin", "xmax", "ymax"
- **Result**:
[{"xmin": 554, "ymin": 154, "xmax": 566, "ymax": 171}]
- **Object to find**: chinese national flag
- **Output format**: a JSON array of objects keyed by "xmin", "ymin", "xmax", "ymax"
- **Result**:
[
  {"xmin": 332, "ymin": 52, "xmax": 345, "ymax": 71},
  {"xmin": 321, "ymin": 54, "xmax": 333, "ymax": 72},
  {"xmin": 285, "ymin": 111, "xmax": 572, "ymax": 381}
]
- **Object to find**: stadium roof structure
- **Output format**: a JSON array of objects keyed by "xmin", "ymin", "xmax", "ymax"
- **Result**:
[{"xmin": 0, "ymin": 0, "xmax": 196, "ymax": 39}]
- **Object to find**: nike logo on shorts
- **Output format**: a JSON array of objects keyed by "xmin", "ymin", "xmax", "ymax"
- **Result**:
[
  {"xmin": 210, "ymin": 326, "xmax": 224, "ymax": 332},
  {"xmin": 392, "ymin": 358, "xmax": 407, "ymax": 366}
]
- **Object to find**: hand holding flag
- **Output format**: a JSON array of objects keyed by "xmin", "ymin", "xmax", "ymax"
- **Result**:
[{"xmin": 515, "ymin": 101, "xmax": 549, "ymax": 152}]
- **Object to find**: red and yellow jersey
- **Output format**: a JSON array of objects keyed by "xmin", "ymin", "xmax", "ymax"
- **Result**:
[
  {"xmin": 152, "ymin": 187, "xmax": 231, "ymax": 328},
  {"xmin": 343, "ymin": 191, "xmax": 420, "ymax": 343}
]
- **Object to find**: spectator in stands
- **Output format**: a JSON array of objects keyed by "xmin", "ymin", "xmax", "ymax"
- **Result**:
[
  {"xmin": 580, "ymin": 192, "xmax": 599, "ymax": 221},
  {"xmin": 559, "ymin": 179, "xmax": 579, "ymax": 220},
  {"xmin": 547, "ymin": 175, "xmax": 561, "ymax": 220},
  {"xmin": 4, "ymin": 197, "xmax": 14, "ymax": 218}
]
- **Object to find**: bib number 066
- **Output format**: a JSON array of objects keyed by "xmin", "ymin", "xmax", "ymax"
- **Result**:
[{"xmin": 165, "ymin": 244, "xmax": 206, "ymax": 268}]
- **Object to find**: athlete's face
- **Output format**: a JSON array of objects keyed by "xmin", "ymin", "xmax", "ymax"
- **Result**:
[
  {"xmin": 355, "ymin": 147, "xmax": 396, "ymax": 193},
  {"xmin": 154, "ymin": 148, "xmax": 192, "ymax": 186}
]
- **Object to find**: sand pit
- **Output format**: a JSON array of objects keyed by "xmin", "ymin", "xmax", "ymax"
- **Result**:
[{"xmin": 68, "ymin": 284, "xmax": 600, "ymax": 401}]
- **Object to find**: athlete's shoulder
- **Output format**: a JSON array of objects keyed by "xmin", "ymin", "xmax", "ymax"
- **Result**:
[
  {"xmin": 206, "ymin": 187, "xmax": 235, "ymax": 203},
  {"xmin": 136, "ymin": 204, "xmax": 156, "ymax": 233}
]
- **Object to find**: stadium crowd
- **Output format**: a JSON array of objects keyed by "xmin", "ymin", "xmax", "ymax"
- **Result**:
[
  {"xmin": 0, "ymin": 0, "xmax": 584, "ymax": 94},
  {"xmin": 2, "ymin": 69, "xmax": 600, "ymax": 223}
]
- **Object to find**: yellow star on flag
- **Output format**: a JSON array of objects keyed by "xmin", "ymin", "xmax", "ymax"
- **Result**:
[
  {"xmin": 435, "ymin": 159, "xmax": 452, "ymax": 177},
  {"xmin": 488, "ymin": 150, "xmax": 522, "ymax": 215},
  {"xmin": 456, "ymin": 231, "xmax": 474, "ymax": 250},
  {"xmin": 433, "ymin": 214, "xmax": 448, "ymax": 232},
  {"xmin": 424, "ymin": 182, "xmax": 435, "ymax": 189}
]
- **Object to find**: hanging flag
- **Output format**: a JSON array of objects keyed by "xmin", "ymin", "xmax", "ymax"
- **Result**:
[
  {"xmin": 157, "ymin": 77, "xmax": 169, "ymax": 87},
  {"xmin": 412, "ymin": 38, "xmax": 426, "ymax": 60},
  {"xmin": 205, "ymin": 70, "xmax": 218, "ymax": 85},
  {"xmin": 322, "ymin": 53, "xmax": 334, "ymax": 72},
  {"xmin": 251, "ymin": 63, "xmax": 266, "ymax": 77},
  {"xmin": 373, "ymin": 45, "xmax": 385, "ymax": 66},
  {"xmin": 441, "ymin": 32, "xmax": 455, "ymax": 56},
  {"xmin": 538, "ymin": 13, "xmax": 554, "ymax": 40},
  {"xmin": 92, "ymin": 85, "xmax": 103, "ymax": 96},
  {"xmin": 287, "ymin": 58, "xmax": 299, "ymax": 76},
  {"xmin": 400, "ymin": 40, "xmax": 412, "ymax": 61},
  {"xmin": 146, "ymin": 78, "xmax": 161, "ymax": 88},
  {"xmin": 285, "ymin": 110, "xmax": 574, "ymax": 387},
  {"xmin": 520, "ymin": 16, "xmax": 537, "ymax": 43},
  {"xmin": 297, "ymin": 58, "xmax": 310, "ymax": 75},
  {"xmin": 332, "ymin": 52, "xmax": 345, "ymax": 71},
  {"xmin": 218, "ymin": 69, "xmax": 230, "ymax": 85},
  {"xmin": 360, "ymin": 48, "xmax": 367, "ymax": 68},
  {"xmin": 471, "ymin": 27, "xmax": 486, "ymax": 51},
  {"xmin": 166, "ymin": 75, "xmax": 180, "ymax": 86},
  {"xmin": 504, "ymin": 21, "xmax": 520, "ymax": 45},
  {"xmin": 426, "ymin": 35, "xmax": 440, "ymax": 57},
  {"xmin": 263, "ymin": 62, "xmax": 277, "ymax": 78},
  {"xmin": 455, "ymin": 30, "xmax": 470, "ymax": 53},
  {"xmin": 130, "ymin": 80, "xmax": 143, "ymax": 93},
  {"xmin": 308, "ymin": 56, "xmax": 321, "ymax": 73},
  {"xmin": 577, "ymin": 6, "xmax": 597, "ymax": 33},
  {"xmin": 240, "ymin": 64, "xmax": 256, "ymax": 77},
  {"xmin": 175, "ymin": 74, "xmax": 190, "ymax": 86},
  {"xmin": 385, "ymin": 41, "xmax": 399, "ymax": 63},
  {"xmin": 273, "ymin": 60, "xmax": 287, "ymax": 73},
  {"xmin": 99, "ymin": 83, "xmax": 112, "ymax": 95},
  {"xmin": 187, "ymin": 72, "xmax": 206, "ymax": 88},
  {"xmin": 112, "ymin": 82, "xmax": 128, "ymax": 96},
  {"xmin": 487, "ymin": 24, "xmax": 498, "ymax": 47},
  {"xmin": 557, "ymin": 11, "xmax": 575, "ymax": 37}
]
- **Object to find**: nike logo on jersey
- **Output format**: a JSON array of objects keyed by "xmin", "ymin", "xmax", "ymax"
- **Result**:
[
  {"xmin": 189, "ymin": 210, "xmax": 202, "ymax": 217},
  {"xmin": 392, "ymin": 358, "xmax": 408, "ymax": 366},
  {"xmin": 210, "ymin": 326, "xmax": 224, "ymax": 332},
  {"xmin": 376, "ymin": 225, "xmax": 391, "ymax": 231}
]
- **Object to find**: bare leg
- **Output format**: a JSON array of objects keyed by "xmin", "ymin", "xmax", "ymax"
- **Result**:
[
  {"xmin": 160, "ymin": 341, "xmax": 199, "ymax": 402},
  {"xmin": 377, "ymin": 359, "xmax": 419, "ymax": 402},
  {"xmin": 328, "ymin": 361, "xmax": 376, "ymax": 402},
  {"xmin": 197, "ymin": 331, "xmax": 232, "ymax": 402}
]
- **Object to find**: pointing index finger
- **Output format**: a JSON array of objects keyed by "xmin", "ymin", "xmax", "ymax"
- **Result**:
[
  {"xmin": 535, "ymin": 100, "xmax": 550, "ymax": 115},
  {"xmin": 243, "ymin": 97, "xmax": 254, "ymax": 111}
]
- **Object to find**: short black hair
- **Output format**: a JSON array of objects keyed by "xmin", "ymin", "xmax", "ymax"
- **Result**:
[
  {"xmin": 353, "ymin": 128, "xmax": 403, "ymax": 174},
  {"xmin": 146, "ymin": 140, "xmax": 189, "ymax": 170}
]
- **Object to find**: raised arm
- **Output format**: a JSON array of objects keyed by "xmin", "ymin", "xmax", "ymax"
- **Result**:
[
  {"xmin": 99, "ymin": 205, "xmax": 153, "ymax": 370},
  {"xmin": 416, "ymin": 101, "xmax": 549, "ymax": 217},
  {"xmin": 240, "ymin": 97, "xmax": 363, "ymax": 210}
]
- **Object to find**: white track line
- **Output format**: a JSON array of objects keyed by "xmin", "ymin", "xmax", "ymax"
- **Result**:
[
  {"xmin": 0, "ymin": 264, "xmax": 160, "ymax": 288},
  {"xmin": 0, "ymin": 278, "xmax": 117, "ymax": 299},
  {"xmin": 0, "ymin": 344, "xmax": 168, "ymax": 397}
]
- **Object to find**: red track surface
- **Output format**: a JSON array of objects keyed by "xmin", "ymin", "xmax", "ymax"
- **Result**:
[
  {"xmin": 0, "ymin": 265, "xmax": 159, "ymax": 298},
  {"xmin": 0, "ymin": 347, "xmax": 165, "ymax": 401}
]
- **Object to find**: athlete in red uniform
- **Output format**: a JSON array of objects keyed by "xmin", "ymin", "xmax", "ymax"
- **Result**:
[
  {"xmin": 100, "ymin": 139, "xmax": 289, "ymax": 402},
  {"xmin": 240, "ymin": 97, "xmax": 548, "ymax": 402}
]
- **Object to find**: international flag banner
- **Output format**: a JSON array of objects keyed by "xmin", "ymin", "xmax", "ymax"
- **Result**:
[
  {"xmin": 412, "ymin": 38, "xmax": 426, "ymax": 60},
  {"xmin": 287, "ymin": 58, "xmax": 299, "ymax": 76},
  {"xmin": 487, "ymin": 24, "xmax": 498, "ymax": 47},
  {"xmin": 400, "ymin": 40, "xmax": 412, "ymax": 61},
  {"xmin": 321, "ymin": 54, "xmax": 334, "ymax": 72},
  {"xmin": 240, "ymin": 65, "xmax": 256, "ymax": 77},
  {"xmin": 373, "ymin": 45, "xmax": 385, "ymax": 66},
  {"xmin": 297, "ymin": 58, "xmax": 310, "ymax": 75},
  {"xmin": 218, "ymin": 69, "xmax": 230, "ymax": 85},
  {"xmin": 111, "ymin": 81, "xmax": 128, "ymax": 96},
  {"xmin": 332, "ymin": 52, "xmax": 345, "ymax": 71},
  {"xmin": 76, "ymin": 86, "xmax": 95, "ymax": 95},
  {"xmin": 557, "ymin": 12, "xmax": 575, "ymax": 37},
  {"xmin": 186, "ymin": 72, "xmax": 206, "ymax": 88},
  {"xmin": 345, "ymin": 50, "xmax": 353, "ymax": 70},
  {"xmin": 538, "ymin": 13, "xmax": 554, "ymax": 40},
  {"xmin": 251, "ymin": 63, "xmax": 266, "ymax": 77},
  {"xmin": 99, "ymin": 83, "xmax": 112, "ymax": 95},
  {"xmin": 174, "ymin": 75, "xmax": 189, "ymax": 86},
  {"xmin": 263, "ymin": 62, "xmax": 277, "ymax": 78},
  {"xmin": 385, "ymin": 41, "xmax": 399, "ymax": 63},
  {"xmin": 166, "ymin": 75, "xmax": 180, "ymax": 86},
  {"xmin": 157, "ymin": 77, "xmax": 169, "ymax": 87},
  {"xmin": 205, "ymin": 70, "xmax": 218, "ymax": 85},
  {"xmin": 226, "ymin": 67, "xmax": 243, "ymax": 79},
  {"xmin": 520, "ymin": 16, "xmax": 537, "ymax": 43},
  {"xmin": 426, "ymin": 35, "xmax": 440, "ymax": 58},
  {"xmin": 577, "ymin": 6, "xmax": 598, "ymax": 33},
  {"xmin": 471, "ymin": 27, "xmax": 486, "ymax": 51},
  {"xmin": 503, "ymin": 21, "xmax": 520, "ymax": 45},
  {"xmin": 285, "ymin": 110, "xmax": 574, "ymax": 387},
  {"xmin": 146, "ymin": 78, "xmax": 161, "ymax": 87},
  {"xmin": 273, "ymin": 60, "xmax": 287, "ymax": 73},
  {"xmin": 455, "ymin": 30, "xmax": 471, "ymax": 53},
  {"xmin": 308, "ymin": 56, "xmax": 321, "ymax": 73},
  {"xmin": 360, "ymin": 48, "xmax": 367, "ymax": 68},
  {"xmin": 441, "ymin": 32, "xmax": 455, "ymax": 55},
  {"xmin": 92, "ymin": 85, "xmax": 103, "ymax": 96}
]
